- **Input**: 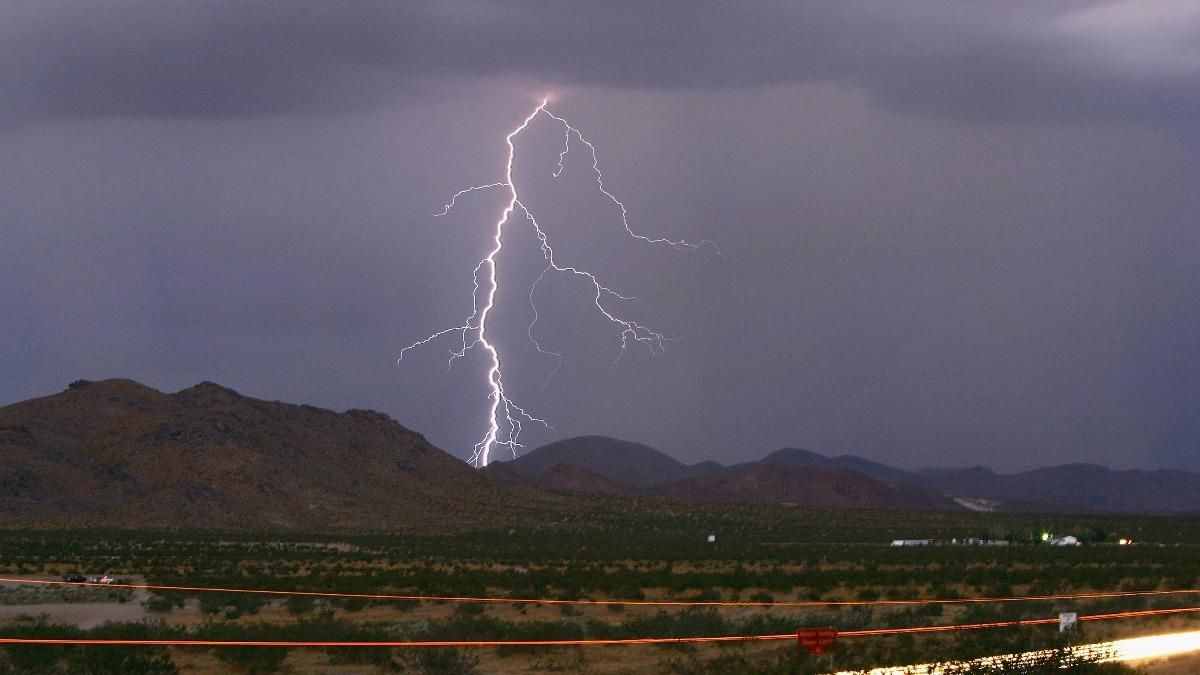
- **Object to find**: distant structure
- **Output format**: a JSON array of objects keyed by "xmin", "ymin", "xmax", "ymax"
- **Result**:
[
  {"xmin": 1059, "ymin": 612, "xmax": 1080, "ymax": 635},
  {"xmin": 891, "ymin": 538, "xmax": 1011, "ymax": 547},
  {"xmin": 891, "ymin": 535, "xmax": 1083, "ymax": 548}
]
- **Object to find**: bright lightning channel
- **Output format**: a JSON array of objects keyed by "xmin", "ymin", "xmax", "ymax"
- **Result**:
[{"xmin": 398, "ymin": 98, "xmax": 715, "ymax": 468}]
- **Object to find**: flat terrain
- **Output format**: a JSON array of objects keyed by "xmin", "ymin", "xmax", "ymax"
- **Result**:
[
  {"xmin": 0, "ymin": 505, "xmax": 1197, "ymax": 673},
  {"xmin": 3, "ymin": 380, "xmax": 1197, "ymax": 671}
]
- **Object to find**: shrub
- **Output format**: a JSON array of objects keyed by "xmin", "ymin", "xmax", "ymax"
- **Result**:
[
  {"xmin": 65, "ymin": 646, "xmax": 178, "ymax": 675},
  {"xmin": 284, "ymin": 595, "xmax": 316, "ymax": 615},
  {"xmin": 145, "ymin": 595, "xmax": 174, "ymax": 613},
  {"xmin": 213, "ymin": 646, "xmax": 288, "ymax": 674},
  {"xmin": 453, "ymin": 602, "xmax": 485, "ymax": 618},
  {"xmin": 405, "ymin": 648, "xmax": 480, "ymax": 675}
]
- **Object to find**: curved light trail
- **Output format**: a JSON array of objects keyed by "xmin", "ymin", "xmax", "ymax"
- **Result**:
[
  {"xmin": 0, "ymin": 610, "xmax": 1197, "ymax": 649},
  {"xmin": 3, "ymin": 577, "xmax": 1200, "ymax": 608},
  {"xmin": 834, "ymin": 628, "xmax": 1200, "ymax": 674}
]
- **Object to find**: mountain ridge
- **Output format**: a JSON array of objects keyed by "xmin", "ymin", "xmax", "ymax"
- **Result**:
[
  {"xmin": 0, "ymin": 378, "xmax": 571, "ymax": 530},
  {"xmin": 655, "ymin": 464, "xmax": 960, "ymax": 511},
  {"xmin": 493, "ymin": 435, "xmax": 713, "ymax": 487},
  {"xmin": 6, "ymin": 381, "xmax": 1198, "ymax": 524},
  {"xmin": 508, "ymin": 435, "xmax": 1200, "ymax": 514}
]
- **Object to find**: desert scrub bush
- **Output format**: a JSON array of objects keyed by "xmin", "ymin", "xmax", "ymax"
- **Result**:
[
  {"xmin": 325, "ymin": 645, "xmax": 396, "ymax": 669},
  {"xmin": 0, "ymin": 619, "xmax": 178, "ymax": 675},
  {"xmin": 64, "ymin": 643, "xmax": 178, "ymax": 675},
  {"xmin": 658, "ymin": 645, "xmax": 825, "ymax": 675},
  {"xmin": 198, "ymin": 593, "xmax": 266, "ymax": 616},
  {"xmin": 453, "ymin": 601, "xmax": 486, "ymax": 618},
  {"xmin": 404, "ymin": 648, "xmax": 480, "ymax": 675},
  {"xmin": 748, "ymin": 590, "xmax": 775, "ymax": 603},
  {"xmin": 212, "ymin": 646, "xmax": 288, "ymax": 674},
  {"xmin": 145, "ymin": 595, "xmax": 175, "ymax": 613},
  {"xmin": 856, "ymin": 587, "xmax": 881, "ymax": 601},
  {"xmin": 683, "ymin": 587, "xmax": 723, "ymax": 602},
  {"xmin": 332, "ymin": 596, "xmax": 369, "ymax": 612},
  {"xmin": 284, "ymin": 594, "xmax": 316, "ymax": 615}
]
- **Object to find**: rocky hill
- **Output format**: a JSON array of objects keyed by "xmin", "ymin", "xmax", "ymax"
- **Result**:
[
  {"xmin": 0, "ymin": 379, "xmax": 567, "ymax": 531},
  {"xmin": 508, "ymin": 437, "xmax": 1200, "ymax": 514},
  {"xmin": 497, "ymin": 436, "xmax": 959, "ymax": 511},
  {"xmin": 494, "ymin": 435, "xmax": 715, "ymax": 487},
  {"xmin": 7, "ymin": 382, "xmax": 1195, "ymax": 527},
  {"xmin": 749, "ymin": 447, "xmax": 923, "ymax": 486},
  {"xmin": 916, "ymin": 464, "xmax": 1200, "ymax": 514},
  {"xmin": 722, "ymin": 446, "xmax": 1200, "ymax": 514},
  {"xmin": 511, "ymin": 463, "xmax": 639, "ymax": 496},
  {"xmin": 654, "ymin": 464, "xmax": 960, "ymax": 510}
]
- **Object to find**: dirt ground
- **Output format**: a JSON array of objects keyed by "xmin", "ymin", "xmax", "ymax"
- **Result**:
[
  {"xmin": 3, "ymin": 574, "xmax": 1197, "ymax": 673},
  {"xmin": 0, "ymin": 577, "xmax": 150, "ymax": 630},
  {"xmin": 0, "ymin": 599, "xmax": 149, "ymax": 630}
]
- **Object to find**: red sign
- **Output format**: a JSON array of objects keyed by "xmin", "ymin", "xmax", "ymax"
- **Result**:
[{"xmin": 797, "ymin": 627, "xmax": 838, "ymax": 655}]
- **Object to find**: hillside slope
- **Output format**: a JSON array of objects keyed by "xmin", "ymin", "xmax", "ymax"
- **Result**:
[
  {"xmin": 655, "ymin": 464, "xmax": 961, "ymax": 510},
  {"xmin": 0, "ymin": 379, "xmax": 566, "ymax": 530},
  {"xmin": 752, "ymin": 447, "xmax": 923, "ymax": 486},
  {"xmin": 497, "ymin": 435, "xmax": 714, "ymax": 487},
  {"xmin": 917, "ymin": 464, "xmax": 1200, "ymax": 513},
  {"xmin": 523, "ymin": 463, "xmax": 641, "ymax": 496},
  {"xmin": 747, "ymin": 449, "xmax": 1200, "ymax": 514}
]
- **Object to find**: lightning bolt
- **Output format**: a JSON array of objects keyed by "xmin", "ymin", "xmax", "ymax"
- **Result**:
[{"xmin": 399, "ymin": 98, "xmax": 715, "ymax": 467}]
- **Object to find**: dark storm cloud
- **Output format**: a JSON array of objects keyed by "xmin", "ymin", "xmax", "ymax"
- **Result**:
[
  {"xmin": 2, "ymin": 2, "xmax": 1197, "ymax": 474},
  {"xmin": 3, "ymin": 1, "xmax": 1199, "ymax": 123}
]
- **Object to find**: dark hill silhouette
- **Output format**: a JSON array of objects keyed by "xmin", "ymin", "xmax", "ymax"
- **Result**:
[
  {"xmin": 995, "ymin": 500, "xmax": 1100, "ymax": 514},
  {"xmin": 496, "ymin": 435, "xmax": 713, "ymax": 487},
  {"xmin": 739, "ymin": 448, "xmax": 1200, "ymax": 514},
  {"xmin": 505, "ymin": 437, "xmax": 959, "ymax": 510},
  {"xmin": 512, "ymin": 438, "xmax": 1200, "ymax": 514},
  {"xmin": 916, "ymin": 464, "xmax": 1200, "ymax": 514},
  {"xmin": 525, "ymin": 463, "xmax": 640, "ymax": 496},
  {"xmin": 655, "ymin": 464, "xmax": 960, "ymax": 511},
  {"xmin": 749, "ymin": 447, "xmax": 923, "ymax": 486},
  {"xmin": 751, "ymin": 452, "xmax": 1200, "ymax": 513},
  {"xmin": 688, "ymin": 460, "xmax": 727, "ymax": 474},
  {"xmin": 0, "ymin": 379, "xmax": 570, "ymax": 530},
  {"xmin": 6, "ymin": 382, "xmax": 1197, "ymax": 524}
]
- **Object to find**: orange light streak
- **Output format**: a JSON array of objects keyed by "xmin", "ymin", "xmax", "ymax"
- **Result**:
[
  {"xmin": 0, "ymin": 607, "xmax": 1195, "ymax": 648},
  {"xmin": 3, "ymin": 577, "xmax": 1199, "ymax": 609}
]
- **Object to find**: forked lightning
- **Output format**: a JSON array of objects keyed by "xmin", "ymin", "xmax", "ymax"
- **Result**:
[{"xmin": 399, "ymin": 99, "xmax": 714, "ymax": 467}]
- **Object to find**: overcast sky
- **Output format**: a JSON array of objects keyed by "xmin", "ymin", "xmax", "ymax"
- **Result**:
[{"xmin": 2, "ymin": 1, "xmax": 1197, "ymax": 471}]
